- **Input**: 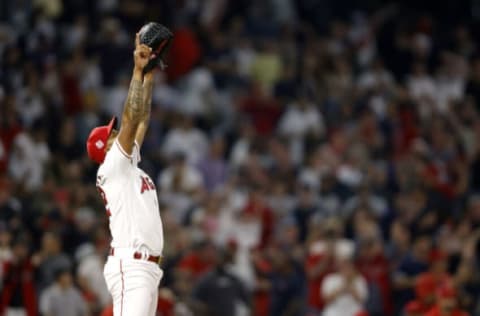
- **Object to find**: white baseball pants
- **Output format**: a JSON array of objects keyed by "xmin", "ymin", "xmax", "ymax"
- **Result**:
[{"xmin": 104, "ymin": 253, "xmax": 163, "ymax": 316}]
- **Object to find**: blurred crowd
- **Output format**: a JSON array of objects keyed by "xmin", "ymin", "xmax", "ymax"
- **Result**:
[{"xmin": 1, "ymin": 0, "xmax": 480, "ymax": 315}]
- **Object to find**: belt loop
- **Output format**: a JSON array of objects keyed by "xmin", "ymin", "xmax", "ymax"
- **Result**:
[{"xmin": 137, "ymin": 248, "xmax": 146, "ymax": 260}]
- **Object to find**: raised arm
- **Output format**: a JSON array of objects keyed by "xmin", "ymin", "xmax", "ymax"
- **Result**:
[
  {"xmin": 134, "ymin": 71, "xmax": 154, "ymax": 148},
  {"xmin": 117, "ymin": 33, "xmax": 152, "ymax": 155}
]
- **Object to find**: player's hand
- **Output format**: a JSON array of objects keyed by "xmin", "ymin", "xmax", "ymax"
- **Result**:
[
  {"xmin": 143, "ymin": 62, "xmax": 157, "ymax": 82},
  {"xmin": 144, "ymin": 51, "xmax": 160, "ymax": 81},
  {"xmin": 133, "ymin": 33, "xmax": 152, "ymax": 72}
]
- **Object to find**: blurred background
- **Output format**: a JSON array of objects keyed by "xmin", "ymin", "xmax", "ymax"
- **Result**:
[{"xmin": 1, "ymin": 0, "xmax": 480, "ymax": 315}]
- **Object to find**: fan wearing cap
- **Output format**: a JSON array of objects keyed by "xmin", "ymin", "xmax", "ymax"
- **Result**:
[{"xmin": 86, "ymin": 30, "xmax": 164, "ymax": 316}]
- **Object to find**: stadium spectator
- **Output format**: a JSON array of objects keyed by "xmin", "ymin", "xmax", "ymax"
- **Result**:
[
  {"xmin": 192, "ymin": 246, "xmax": 250, "ymax": 316},
  {"xmin": 356, "ymin": 232, "xmax": 391, "ymax": 316},
  {"xmin": 408, "ymin": 273, "xmax": 438, "ymax": 314},
  {"xmin": 196, "ymin": 136, "xmax": 228, "ymax": 192},
  {"xmin": 0, "ymin": 226, "xmax": 12, "ymax": 289},
  {"xmin": 39, "ymin": 268, "xmax": 88, "ymax": 316},
  {"xmin": 33, "ymin": 232, "xmax": 72, "ymax": 293},
  {"xmin": 158, "ymin": 151, "xmax": 204, "ymax": 224},
  {"xmin": 392, "ymin": 235, "xmax": 432, "ymax": 313},
  {"xmin": 0, "ymin": 235, "xmax": 37, "ymax": 316},
  {"xmin": 269, "ymin": 247, "xmax": 305, "ymax": 316},
  {"xmin": 1, "ymin": 1, "xmax": 480, "ymax": 315},
  {"xmin": 424, "ymin": 284, "xmax": 469, "ymax": 316},
  {"xmin": 75, "ymin": 243, "xmax": 110, "ymax": 312},
  {"xmin": 162, "ymin": 114, "xmax": 208, "ymax": 165},
  {"xmin": 321, "ymin": 257, "xmax": 368, "ymax": 316},
  {"xmin": 7, "ymin": 121, "xmax": 50, "ymax": 192}
]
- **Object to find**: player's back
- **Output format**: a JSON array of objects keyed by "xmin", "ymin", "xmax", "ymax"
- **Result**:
[{"xmin": 96, "ymin": 139, "xmax": 164, "ymax": 256}]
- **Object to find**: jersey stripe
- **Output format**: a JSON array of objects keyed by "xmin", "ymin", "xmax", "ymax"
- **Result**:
[{"xmin": 120, "ymin": 260, "xmax": 125, "ymax": 316}]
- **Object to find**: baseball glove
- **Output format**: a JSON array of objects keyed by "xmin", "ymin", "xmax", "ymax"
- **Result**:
[{"xmin": 138, "ymin": 22, "xmax": 173, "ymax": 73}]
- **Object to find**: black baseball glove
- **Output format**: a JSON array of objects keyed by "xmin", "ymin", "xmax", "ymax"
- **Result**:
[{"xmin": 138, "ymin": 22, "xmax": 173, "ymax": 73}]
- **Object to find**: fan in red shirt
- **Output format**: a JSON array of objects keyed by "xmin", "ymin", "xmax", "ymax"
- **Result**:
[
  {"xmin": 405, "ymin": 250, "xmax": 453, "ymax": 315},
  {"xmin": 404, "ymin": 273, "xmax": 438, "ymax": 315},
  {"xmin": 305, "ymin": 228, "xmax": 335, "ymax": 312},
  {"xmin": 305, "ymin": 248, "xmax": 334, "ymax": 311},
  {"xmin": 425, "ymin": 284, "xmax": 469, "ymax": 316},
  {"xmin": 393, "ymin": 106, "xmax": 419, "ymax": 158},
  {"xmin": 0, "ymin": 237, "xmax": 37, "ymax": 316},
  {"xmin": 251, "ymin": 246, "xmax": 273, "ymax": 316},
  {"xmin": 241, "ymin": 189, "xmax": 274, "ymax": 249},
  {"xmin": 404, "ymin": 300, "xmax": 427, "ymax": 316},
  {"xmin": 356, "ymin": 237, "xmax": 392, "ymax": 315},
  {"xmin": 238, "ymin": 84, "xmax": 282, "ymax": 137},
  {"xmin": 165, "ymin": 27, "xmax": 201, "ymax": 83},
  {"xmin": 177, "ymin": 240, "xmax": 216, "ymax": 279},
  {"xmin": 156, "ymin": 288, "xmax": 175, "ymax": 316}
]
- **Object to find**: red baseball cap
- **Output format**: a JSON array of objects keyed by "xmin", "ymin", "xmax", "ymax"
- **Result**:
[{"xmin": 86, "ymin": 117, "xmax": 117, "ymax": 164}]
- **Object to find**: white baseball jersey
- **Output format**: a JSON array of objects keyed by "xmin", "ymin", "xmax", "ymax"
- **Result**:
[{"xmin": 96, "ymin": 139, "xmax": 163, "ymax": 256}]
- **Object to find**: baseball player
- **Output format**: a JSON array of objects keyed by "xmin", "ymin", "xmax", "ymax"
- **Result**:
[{"xmin": 86, "ymin": 24, "xmax": 172, "ymax": 316}]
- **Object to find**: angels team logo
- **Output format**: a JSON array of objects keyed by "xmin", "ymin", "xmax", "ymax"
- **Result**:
[{"xmin": 140, "ymin": 176, "xmax": 156, "ymax": 193}]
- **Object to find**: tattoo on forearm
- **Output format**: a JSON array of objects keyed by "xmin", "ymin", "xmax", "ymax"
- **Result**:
[
  {"xmin": 142, "ymin": 80, "xmax": 153, "ymax": 119},
  {"xmin": 125, "ymin": 79, "xmax": 144, "ymax": 121}
]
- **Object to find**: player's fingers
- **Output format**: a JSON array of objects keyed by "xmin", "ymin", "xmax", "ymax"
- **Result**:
[
  {"xmin": 136, "ymin": 44, "xmax": 147, "ymax": 52},
  {"xmin": 134, "ymin": 50, "xmax": 146, "ymax": 61},
  {"xmin": 139, "ymin": 48, "xmax": 152, "ymax": 59},
  {"xmin": 139, "ymin": 44, "xmax": 152, "ymax": 52},
  {"xmin": 135, "ymin": 32, "xmax": 140, "ymax": 47},
  {"xmin": 139, "ymin": 49, "xmax": 152, "ymax": 59}
]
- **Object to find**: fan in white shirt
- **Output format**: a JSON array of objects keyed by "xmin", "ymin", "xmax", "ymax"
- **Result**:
[
  {"xmin": 322, "ymin": 257, "xmax": 368, "ymax": 316},
  {"xmin": 162, "ymin": 115, "xmax": 208, "ymax": 165},
  {"xmin": 278, "ymin": 99, "xmax": 324, "ymax": 140},
  {"xmin": 278, "ymin": 97, "xmax": 325, "ymax": 164}
]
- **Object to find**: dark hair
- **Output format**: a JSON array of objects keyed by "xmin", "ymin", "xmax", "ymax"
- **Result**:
[
  {"xmin": 54, "ymin": 267, "xmax": 71, "ymax": 281},
  {"xmin": 12, "ymin": 232, "xmax": 31, "ymax": 249}
]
